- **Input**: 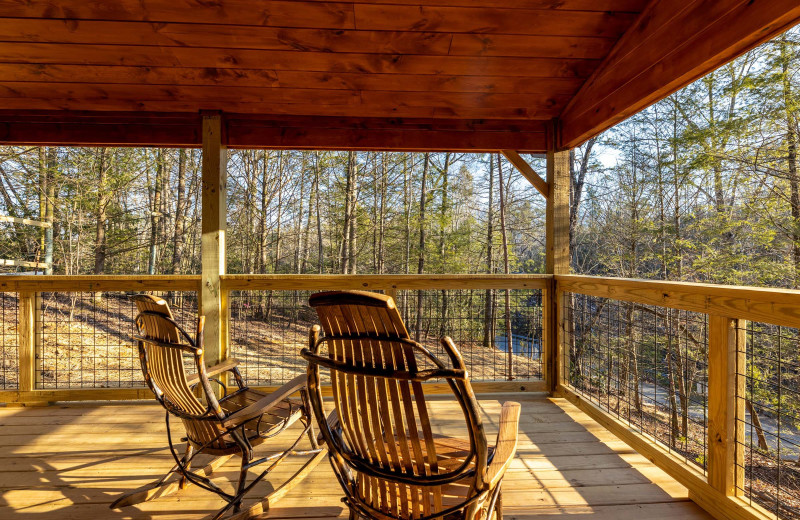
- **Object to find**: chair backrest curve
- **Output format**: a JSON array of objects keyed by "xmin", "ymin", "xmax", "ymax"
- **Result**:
[{"xmin": 306, "ymin": 290, "xmax": 489, "ymax": 520}]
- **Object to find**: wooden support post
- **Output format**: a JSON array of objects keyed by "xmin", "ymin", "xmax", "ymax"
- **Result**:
[
  {"xmin": 542, "ymin": 279, "xmax": 556, "ymax": 391},
  {"xmin": 707, "ymin": 315, "xmax": 745, "ymax": 496},
  {"xmin": 201, "ymin": 113, "xmax": 227, "ymax": 369},
  {"xmin": 544, "ymin": 131, "xmax": 570, "ymax": 394},
  {"xmin": 18, "ymin": 292, "xmax": 36, "ymax": 392}
]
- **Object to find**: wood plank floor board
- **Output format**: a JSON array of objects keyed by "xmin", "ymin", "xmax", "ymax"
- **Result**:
[{"xmin": 0, "ymin": 395, "xmax": 712, "ymax": 519}]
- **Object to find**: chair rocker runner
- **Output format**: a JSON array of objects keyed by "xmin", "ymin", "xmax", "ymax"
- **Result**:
[
  {"xmin": 302, "ymin": 290, "xmax": 521, "ymax": 520},
  {"xmin": 111, "ymin": 294, "xmax": 326, "ymax": 520}
]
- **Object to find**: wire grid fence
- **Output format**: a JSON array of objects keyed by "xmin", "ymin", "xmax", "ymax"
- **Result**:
[
  {"xmin": 36, "ymin": 291, "xmax": 198, "ymax": 389},
  {"xmin": 564, "ymin": 292, "xmax": 709, "ymax": 473},
  {"xmin": 737, "ymin": 322, "xmax": 800, "ymax": 519},
  {"xmin": 0, "ymin": 292, "xmax": 18, "ymax": 389},
  {"xmin": 229, "ymin": 288, "xmax": 543, "ymax": 386}
]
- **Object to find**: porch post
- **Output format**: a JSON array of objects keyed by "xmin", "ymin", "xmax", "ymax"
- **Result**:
[
  {"xmin": 201, "ymin": 113, "xmax": 228, "ymax": 368},
  {"xmin": 544, "ymin": 121, "xmax": 570, "ymax": 394},
  {"xmin": 707, "ymin": 316, "xmax": 745, "ymax": 496}
]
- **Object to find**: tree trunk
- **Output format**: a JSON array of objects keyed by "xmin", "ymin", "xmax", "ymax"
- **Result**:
[
  {"xmin": 340, "ymin": 151, "xmax": 358, "ymax": 274},
  {"xmin": 274, "ymin": 150, "xmax": 285, "ymax": 274},
  {"xmin": 94, "ymin": 148, "xmax": 109, "ymax": 275},
  {"xmin": 439, "ymin": 153, "xmax": 451, "ymax": 337},
  {"xmin": 259, "ymin": 150, "xmax": 270, "ymax": 274},
  {"xmin": 378, "ymin": 153, "xmax": 387, "ymax": 274},
  {"xmin": 569, "ymin": 138, "xmax": 596, "ymax": 263},
  {"xmin": 497, "ymin": 154, "xmax": 514, "ymax": 380},
  {"xmin": 171, "ymin": 149, "xmax": 187, "ymax": 274},
  {"xmin": 40, "ymin": 148, "xmax": 56, "ymax": 274},
  {"xmin": 147, "ymin": 149, "xmax": 164, "ymax": 275},
  {"xmin": 315, "ymin": 153, "xmax": 324, "ymax": 274},
  {"xmin": 483, "ymin": 156, "xmax": 495, "ymax": 350},
  {"xmin": 781, "ymin": 37, "xmax": 800, "ymax": 288},
  {"xmin": 295, "ymin": 154, "xmax": 307, "ymax": 274},
  {"xmin": 415, "ymin": 153, "xmax": 430, "ymax": 342}
]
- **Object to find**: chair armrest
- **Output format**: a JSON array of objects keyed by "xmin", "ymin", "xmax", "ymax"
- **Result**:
[
  {"xmin": 186, "ymin": 358, "xmax": 240, "ymax": 386},
  {"xmin": 222, "ymin": 374, "xmax": 307, "ymax": 429},
  {"xmin": 485, "ymin": 401, "xmax": 521, "ymax": 489}
]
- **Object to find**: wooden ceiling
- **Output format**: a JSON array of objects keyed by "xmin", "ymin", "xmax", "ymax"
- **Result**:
[{"xmin": 0, "ymin": 0, "xmax": 798, "ymax": 151}]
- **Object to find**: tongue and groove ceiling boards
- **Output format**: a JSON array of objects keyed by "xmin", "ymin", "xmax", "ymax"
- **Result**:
[{"xmin": 0, "ymin": 0, "xmax": 798, "ymax": 151}]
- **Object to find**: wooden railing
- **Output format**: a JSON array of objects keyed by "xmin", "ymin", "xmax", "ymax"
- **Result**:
[
  {"xmin": 554, "ymin": 275, "xmax": 800, "ymax": 520},
  {"xmin": 0, "ymin": 274, "xmax": 548, "ymax": 404},
  {"xmin": 1, "ymin": 272, "xmax": 797, "ymax": 519}
]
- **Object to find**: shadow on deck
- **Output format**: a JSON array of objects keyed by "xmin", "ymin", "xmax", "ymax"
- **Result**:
[{"xmin": 0, "ymin": 393, "xmax": 711, "ymax": 519}]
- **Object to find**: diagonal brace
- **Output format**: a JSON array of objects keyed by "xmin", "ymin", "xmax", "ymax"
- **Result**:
[{"xmin": 501, "ymin": 150, "xmax": 550, "ymax": 198}]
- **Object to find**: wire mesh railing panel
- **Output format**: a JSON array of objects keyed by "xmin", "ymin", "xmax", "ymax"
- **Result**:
[
  {"xmin": 229, "ymin": 288, "xmax": 543, "ymax": 386},
  {"xmin": 395, "ymin": 289, "xmax": 542, "ymax": 382},
  {"xmin": 564, "ymin": 293, "xmax": 709, "ymax": 472},
  {"xmin": 0, "ymin": 293, "xmax": 18, "ymax": 389},
  {"xmin": 738, "ymin": 322, "xmax": 800, "ymax": 519},
  {"xmin": 228, "ymin": 290, "xmax": 315, "ymax": 386},
  {"xmin": 36, "ymin": 291, "xmax": 198, "ymax": 389}
]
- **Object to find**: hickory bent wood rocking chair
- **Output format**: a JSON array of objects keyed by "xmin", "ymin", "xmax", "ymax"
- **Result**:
[
  {"xmin": 111, "ymin": 294, "xmax": 327, "ymax": 520},
  {"xmin": 302, "ymin": 290, "xmax": 521, "ymax": 520}
]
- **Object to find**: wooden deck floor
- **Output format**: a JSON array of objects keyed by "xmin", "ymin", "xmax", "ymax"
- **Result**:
[{"xmin": 0, "ymin": 394, "xmax": 712, "ymax": 519}]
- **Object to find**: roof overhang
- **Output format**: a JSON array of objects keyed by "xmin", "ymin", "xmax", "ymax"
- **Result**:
[{"xmin": 0, "ymin": 0, "xmax": 797, "ymax": 151}]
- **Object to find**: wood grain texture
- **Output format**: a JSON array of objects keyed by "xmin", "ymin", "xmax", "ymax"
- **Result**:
[
  {"xmin": 502, "ymin": 150, "xmax": 549, "ymax": 198},
  {"xmin": 0, "ymin": 112, "xmax": 549, "ymax": 151},
  {"xmin": 0, "ymin": 65, "xmax": 584, "ymax": 94},
  {"xmin": 560, "ymin": 385, "xmax": 773, "ymax": 520},
  {"xmin": 0, "ymin": 0, "xmax": 797, "ymax": 151},
  {"xmin": 219, "ymin": 273, "xmax": 550, "ymax": 290},
  {"xmin": 0, "ymin": 274, "xmax": 200, "ymax": 292},
  {"xmin": 556, "ymin": 274, "xmax": 800, "ymax": 329},
  {"xmin": 545, "ymin": 146, "xmax": 570, "ymax": 275},
  {"xmin": 200, "ymin": 114, "xmax": 227, "ymax": 368},
  {"xmin": 17, "ymin": 292, "xmax": 36, "ymax": 393},
  {"xmin": 707, "ymin": 316, "xmax": 745, "ymax": 497},
  {"xmin": 0, "ymin": 19, "xmax": 616, "ymax": 60},
  {"xmin": 560, "ymin": 0, "xmax": 800, "ymax": 148},
  {"xmin": 0, "ymin": 394, "xmax": 716, "ymax": 520}
]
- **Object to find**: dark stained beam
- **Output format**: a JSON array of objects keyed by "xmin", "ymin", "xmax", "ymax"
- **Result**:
[
  {"xmin": 0, "ymin": 112, "xmax": 202, "ymax": 147},
  {"xmin": 226, "ymin": 116, "xmax": 549, "ymax": 151},
  {"xmin": 0, "ymin": 111, "xmax": 549, "ymax": 152},
  {"xmin": 559, "ymin": 0, "xmax": 800, "ymax": 149}
]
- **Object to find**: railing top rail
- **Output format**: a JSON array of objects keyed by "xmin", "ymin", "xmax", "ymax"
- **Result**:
[
  {"xmin": 0, "ymin": 275, "xmax": 201, "ymax": 292},
  {"xmin": 0, "ymin": 273, "xmax": 550, "ymax": 293},
  {"xmin": 556, "ymin": 274, "xmax": 800, "ymax": 329},
  {"xmin": 220, "ymin": 274, "xmax": 550, "ymax": 290}
]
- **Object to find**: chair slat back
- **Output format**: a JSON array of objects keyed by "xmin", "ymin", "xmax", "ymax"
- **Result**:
[
  {"xmin": 134, "ymin": 295, "xmax": 205, "ymax": 417},
  {"xmin": 308, "ymin": 291, "xmax": 485, "ymax": 520}
]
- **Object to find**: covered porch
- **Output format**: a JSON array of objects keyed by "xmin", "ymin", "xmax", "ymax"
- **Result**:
[{"xmin": 1, "ymin": 1, "xmax": 800, "ymax": 519}]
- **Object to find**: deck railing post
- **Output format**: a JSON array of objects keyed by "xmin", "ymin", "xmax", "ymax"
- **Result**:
[
  {"xmin": 544, "ymin": 123, "xmax": 570, "ymax": 394},
  {"xmin": 201, "ymin": 113, "xmax": 228, "ymax": 377},
  {"xmin": 707, "ymin": 315, "xmax": 745, "ymax": 496},
  {"xmin": 543, "ymin": 278, "xmax": 561, "ymax": 392},
  {"xmin": 18, "ymin": 291, "xmax": 36, "ymax": 395}
]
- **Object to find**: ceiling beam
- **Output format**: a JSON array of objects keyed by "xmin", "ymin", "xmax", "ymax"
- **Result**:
[
  {"xmin": 0, "ymin": 111, "xmax": 550, "ymax": 152},
  {"xmin": 501, "ymin": 150, "xmax": 549, "ymax": 198},
  {"xmin": 559, "ymin": 0, "xmax": 800, "ymax": 149}
]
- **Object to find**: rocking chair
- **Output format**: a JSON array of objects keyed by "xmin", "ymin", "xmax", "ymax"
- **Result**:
[
  {"xmin": 111, "ymin": 294, "xmax": 327, "ymax": 520},
  {"xmin": 301, "ymin": 290, "xmax": 521, "ymax": 520}
]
